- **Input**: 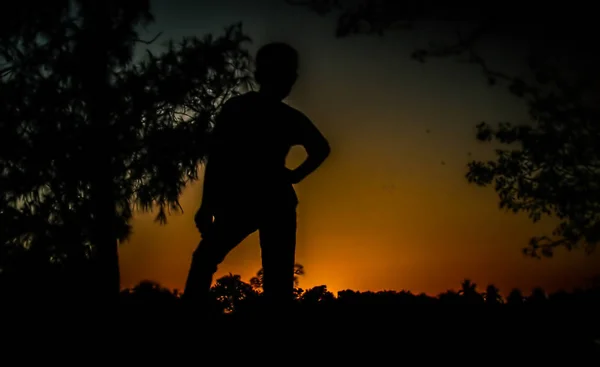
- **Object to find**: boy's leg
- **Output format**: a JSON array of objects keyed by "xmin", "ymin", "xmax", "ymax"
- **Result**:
[
  {"xmin": 183, "ymin": 211, "xmax": 257, "ymax": 307},
  {"xmin": 258, "ymin": 205, "xmax": 297, "ymax": 312}
]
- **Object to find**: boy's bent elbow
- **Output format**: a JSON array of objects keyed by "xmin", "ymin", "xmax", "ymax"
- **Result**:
[
  {"xmin": 320, "ymin": 140, "xmax": 331, "ymax": 161},
  {"xmin": 305, "ymin": 137, "xmax": 330, "ymax": 163}
]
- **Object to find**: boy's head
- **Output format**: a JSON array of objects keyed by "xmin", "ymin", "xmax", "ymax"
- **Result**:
[{"xmin": 255, "ymin": 42, "xmax": 299, "ymax": 99}]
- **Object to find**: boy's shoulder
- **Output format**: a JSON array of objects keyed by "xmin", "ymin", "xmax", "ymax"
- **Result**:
[{"xmin": 226, "ymin": 92, "xmax": 311, "ymax": 123}]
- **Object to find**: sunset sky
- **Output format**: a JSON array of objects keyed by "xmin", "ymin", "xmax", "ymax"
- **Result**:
[{"xmin": 119, "ymin": 0, "xmax": 599, "ymax": 296}]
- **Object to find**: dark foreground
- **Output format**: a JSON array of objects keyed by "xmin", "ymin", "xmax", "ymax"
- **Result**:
[
  {"xmin": 147, "ymin": 307, "xmax": 599, "ymax": 364},
  {"xmin": 3, "ymin": 277, "xmax": 599, "ymax": 362},
  {"xmin": 6, "ymin": 302, "xmax": 598, "ymax": 364}
]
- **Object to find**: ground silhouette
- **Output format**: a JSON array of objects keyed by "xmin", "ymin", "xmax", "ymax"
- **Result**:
[{"xmin": 120, "ymin": 273, "xmax": 599, "ymax": 360}]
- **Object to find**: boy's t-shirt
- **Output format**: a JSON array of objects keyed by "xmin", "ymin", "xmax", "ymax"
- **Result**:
[{"xmin": 206, "ymin": 91, "xmax": 324, "ymax": 210}]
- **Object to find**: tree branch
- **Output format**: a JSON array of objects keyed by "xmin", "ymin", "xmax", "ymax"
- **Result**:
[{"xmin": 136, "ymin": 31, "xmax": 163, "ymax": 45}]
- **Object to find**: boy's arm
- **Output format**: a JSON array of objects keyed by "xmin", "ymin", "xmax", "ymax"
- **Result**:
[
  {"xmin": 289, "ymin": 115, "xmax": 331, "ymax": 184},
  {"xmin": 195, "ymin": 101, "xmax": 234, "ymax": 230},
  {"xmin": 200, "ymin": 158, "xmax": 217, "ymax": 209},
  {"xmin": 195, "ymin": 159, "xmax": 216, "ymax": 233},
  {"xmin": 199, "ymin": 129, "xmax": 223, "ymax": 209}
]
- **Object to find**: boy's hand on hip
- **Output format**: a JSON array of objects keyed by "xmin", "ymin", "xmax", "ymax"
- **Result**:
[{"xmin": 284, "ymin": 167, "xmax": 301, "ymax": 184}]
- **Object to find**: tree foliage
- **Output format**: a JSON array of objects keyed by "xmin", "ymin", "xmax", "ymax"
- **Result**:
[
  {"xmin": 0, "ymin": 0, "xmax": 253, "ymax": 281},
  {"xmin": 286, "ymin": 0, "xmax": 600, "ymax": 257}
]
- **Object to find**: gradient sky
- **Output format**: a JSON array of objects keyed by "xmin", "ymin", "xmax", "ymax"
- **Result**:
[{"xmin": 119, "ymin": 0, "xmax": 599, "ymax": 296}]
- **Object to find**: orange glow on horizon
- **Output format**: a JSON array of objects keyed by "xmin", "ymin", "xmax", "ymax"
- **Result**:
[{"xmin": 119, "ymin": 141, "xmax": 600, "ymax": 297}]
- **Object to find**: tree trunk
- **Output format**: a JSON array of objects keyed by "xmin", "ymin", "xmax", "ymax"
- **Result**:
[
  {"xmin": 80, "ymin": 5, "xmax": 121, "ymax": 300},
  {"xmin": 89, "ymin": 159, "xmax": 120, "ymax": 300}
]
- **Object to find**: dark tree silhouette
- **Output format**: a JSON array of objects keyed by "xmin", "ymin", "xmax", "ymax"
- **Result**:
[
  {"xmin": 120, "ymin": 280, "xmax": 178, "ymax": 304},
  {"xmin": 506, "ymin": 288, "xmax": 524, "ymax": 305},
  {"xmin": 438, "ymin": 290, "xmax": 462, "ymax": 305},
  {"xmin": 293, "ymin": 287, "xmax": 304, "ymax": 300},
  {"xmin": 300, "ymin": 285, "xmax": 335, "ymax": 304},
  {"xmin": 528, "ymin": 287, "xmax": 548, "ymax": 304},
  {"xmin": 483, "ymin": 284, "xmax": 503, "ymax": 305},
  {"xmin": 211, "ymin": 273, "xmax": 257, "ymax": 313},
  {"xmin": 0, "ymin": 0, "xmax": 252, "ymax": 298},
  {"xmin": 286, "ymin": 0, "xmax": 600, "ymax": 258},
  {"xmin": 458, "ymin": 279, "xmax": 484, "ymax": 304}
]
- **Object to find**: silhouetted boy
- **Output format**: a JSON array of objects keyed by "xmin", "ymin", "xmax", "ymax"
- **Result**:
[{"xmin": 183, "ymin": 42, "xmax": 330, "ymax": 312}]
